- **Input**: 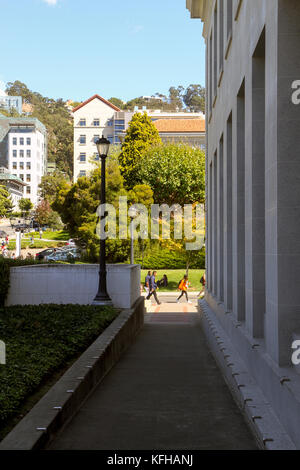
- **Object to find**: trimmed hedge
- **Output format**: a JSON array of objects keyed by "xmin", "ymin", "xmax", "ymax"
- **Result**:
[
  {"xmin": 136, "ymin": 246, "xmax": 205, "ymax": 270},
  {"xmin": 0, "ymin": 304, "xmax": 117, "ymax": 429}
]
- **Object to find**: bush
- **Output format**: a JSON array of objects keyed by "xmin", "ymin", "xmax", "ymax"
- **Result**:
[
  {"xmin": 136, "ymin": 246, "xmax": 205, "ymax": 270},
  {"xmin": 0, "ymin": 304, "xmax": 117, "ymax": 429}
]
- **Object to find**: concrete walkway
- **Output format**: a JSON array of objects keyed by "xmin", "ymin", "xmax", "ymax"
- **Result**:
[{"xmin": 49, "ymin": 298, "xmax": 258, "ymax": 450}]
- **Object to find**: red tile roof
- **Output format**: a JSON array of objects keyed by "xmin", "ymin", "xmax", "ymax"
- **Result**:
[
  {"xmin": 153, "ymin": 119, "xmax": 205, "ymax": 133},
  {"xmin": 72, "ymin": 94, "xmax": 121, "ymax": 113}
]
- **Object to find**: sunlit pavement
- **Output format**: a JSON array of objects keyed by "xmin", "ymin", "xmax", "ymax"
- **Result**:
[{"xmin": 50, "ymin": 293, "xmax": 257, "ymax": 450}]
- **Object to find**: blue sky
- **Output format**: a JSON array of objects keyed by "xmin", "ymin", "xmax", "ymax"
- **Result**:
[{"xmin": 1, "ymin": 0, "xmax": 205, "ymax": 102}]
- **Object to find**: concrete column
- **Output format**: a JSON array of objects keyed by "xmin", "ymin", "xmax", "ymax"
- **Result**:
[
  {"xmin": 245, "ymin": 29, "xmax": 266, "ymax": 339},
  {"xmin": 232, "ymin": 82, "xmax": 246, "ymax": 322},
  {"xmin": 217, "ymin": 137, "xmax": 224, "ymax": 301},
  {"xmin": 224, "ymin": 115, "xmax": 233, "ymax": 311},
  {"xmin": 208, "ymin": 162, "xmax": 213, "ymax": 292},
  {"xmin": 213, "ymin": 152, "xmax": 218, "ymax": 296}
]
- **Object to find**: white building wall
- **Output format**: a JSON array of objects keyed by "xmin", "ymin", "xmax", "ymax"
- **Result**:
[
  {"xmin": 73, "ymin": 98, "xmax": 118, "ymax": 182},
  {"xmin": 8, "ymin": 127, "xmax": 46, "ymax": 206}
]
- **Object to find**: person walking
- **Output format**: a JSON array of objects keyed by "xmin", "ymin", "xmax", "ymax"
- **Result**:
[
  {"xmin": 198, "ymin": 272, "xmax": 206, "ymax": 299},
  {"xmin": 176, "ymin": 275, "xmax": 192, "ymax": 304},
  {"xmin": 146, "ymin": 271, "xmax": 161, "ymax": 305},
  {"xmin": 39, "ymin": 228, "xmax": 43, "ymax": 240},
  {"xmin": 144, "ymin": 270, "xmax": 152, "ymax": 296}
]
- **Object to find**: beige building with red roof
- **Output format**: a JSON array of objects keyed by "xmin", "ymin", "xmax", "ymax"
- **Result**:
[
  {"xmin": 153, "ymin": 118, "xmax": 205, "ymax": 149},
  {"xmin": 73, "ymin": 94, "xmax": 120, "ymax": 181}
]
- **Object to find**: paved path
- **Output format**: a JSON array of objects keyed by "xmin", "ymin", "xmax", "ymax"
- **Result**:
[{"xmin": 49, "ymin": 298, "xmax": 257, "ymax": 450}]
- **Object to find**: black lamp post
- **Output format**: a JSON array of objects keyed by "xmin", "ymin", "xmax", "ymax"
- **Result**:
[{"xmin": 93, "ymin": 136, "xmax": 113, "ymax": 306}]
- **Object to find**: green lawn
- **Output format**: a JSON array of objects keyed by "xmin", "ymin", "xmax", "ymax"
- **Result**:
[
  {"xmin": 141, "ymin": 269, "xmax": 205, "ymax": 292},
  {"xmin": 8, "ymin": 240, "xmax": 64, "ymax": 250},
  {"xmin": 40, "ymin": 230, "xmax": 70, "ymax": 241}
]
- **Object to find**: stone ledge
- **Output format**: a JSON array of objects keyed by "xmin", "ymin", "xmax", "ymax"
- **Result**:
[
  {"xmin": 0, "ymin": 296, "xmax": 145, "ymax": 450},
  {"xmin": 199, "ymin": 299, "xmax": 296, "ymax": 450}
]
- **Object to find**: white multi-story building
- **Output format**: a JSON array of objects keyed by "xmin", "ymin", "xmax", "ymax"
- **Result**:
[
  {"xmin": 73, "ymin": 94, "xmax": 121, "ymax": 182},
  {"xmin": 0, "ymin": 114, "xmax": 47, "ymax": 206},
  {"xmin": 73, "ymin": 94, "xmax": 205, "ymax": 181}
]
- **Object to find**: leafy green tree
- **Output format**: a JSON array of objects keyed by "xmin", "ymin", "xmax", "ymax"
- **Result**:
[
  {"xmin": 119, "ymin": 112, "xmax": 161, "ymax": 189},
  {"xmin": 18, "ymin": 198, "xmax": 33, "ymax": 216},
  {"xmin": 183, "ymin": 84, "xmax": 205, "ymax": 113},
  {"xmin": 137, "ymin": 143, "xmax": 205, "ymax": 206},
  {"xmin": 168, "ymin": 86, "xmax": 184, "ymax": 111},
  {"xmin": 0, "ymin": 186, "xmax": 13, "ymax": 217},
  {"xmin": 52, "ymin": 158, "xmax": 128, "ymax": 261},
  {"xmin": 128, "ymin": 184, "xmax": 154, "ymax": 208},
  {"xmin": 39, "ymin": 172, "xmax": 70, "ymax": 204},
  {"xmin": 35, "ymin": 199, "xmax": 62, "ymax": 229},
  {"xmin": 108, "ymin": 97, "xmax": 124, "ymax": 109}
]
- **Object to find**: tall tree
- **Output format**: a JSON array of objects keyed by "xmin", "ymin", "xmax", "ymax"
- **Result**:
[
  {"xmin": 0, "ymin": 186, "xmax": 13, "ymax": 217},
  {"xmin": 39, "ymin": 172, "xmax": 70, "ymax": 204},
  {"xmin": 137, "ymin": 143, "xmax": 205, "ymax": 206},
  {"xmin": 108, "ymin": 97, "xmax": 124, "ymax": 109},
  {"xmin": 168, "ymin": 86, "xmax": 184, "ymax": 111},
  {"xmin": 183, "ymin": 84, "xmax": 205, "ymax": 113},
  {"xmin": 18, "ymin": 198, "xmax": 33, "ymax": 216},
  {"xmin": 118, "ymin": 112, "xmax": 161, "ymax": 189}
]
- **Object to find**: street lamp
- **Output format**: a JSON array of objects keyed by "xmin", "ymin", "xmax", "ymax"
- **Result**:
[
  {"xmin": 93, "ymin": 136, "xmax": 112, "ymax": 306},
  {"xmin": 128, "ymin": 206, "xmax": 138, "ymax": 265}
]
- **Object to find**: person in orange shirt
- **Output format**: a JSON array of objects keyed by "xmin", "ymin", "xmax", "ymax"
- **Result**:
[{"xmin": 176, "ymin": 275, "xmax": 192, "ymax": 304}]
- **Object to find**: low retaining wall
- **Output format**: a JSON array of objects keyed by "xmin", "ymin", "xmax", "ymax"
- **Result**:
[
  {"xmin": 0, "ymin": 296, "xmax": 145, "ymax": 450},
  {"xmin": 5, "ymin": 263, "xmax": 140, "ymax": 309}
]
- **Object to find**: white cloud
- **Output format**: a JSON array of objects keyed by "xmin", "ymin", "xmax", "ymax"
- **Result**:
[{"xmin": 43, "ymin": 0, "xmax": 58, "ymax": 5}]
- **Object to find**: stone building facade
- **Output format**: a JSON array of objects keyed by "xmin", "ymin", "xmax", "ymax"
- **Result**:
[{"xmin": 187, "ymin": 0, "xmax": 300, "ymax": 448}]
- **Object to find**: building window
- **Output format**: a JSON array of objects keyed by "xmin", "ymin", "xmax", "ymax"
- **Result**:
[
  {"xmin": 79, "ymin": 170, "xmax": 86, "ymax": 177},
  {"xmin": 227, "ymin": 0, "xmax": 233, "ymax": 41},
  {"xmin": 20, "ymin": 162, "xmax": 24, "ymax": 170},
  {"xmin": 115, "ymin": 120, "xmax": 125, "ymax": 126},
  {"xmin": 79, "ymin": 153, "xmax": 86, "ymax": 162},
  {"xmin": 20, "ymin": 138, "xmax": 24, "ymax": 145},
  {"xmin": 26, "ymin": 137, "xmax": 31, "ymax": 145},
  {"xmin": 26, "ymin": 186, "xmax": 31, "ymax": 194},
  {"xmin": 94, "ymin": 152, "xmax": 99, "ymax": 161},
  {"xmin": 93, "ymin": 119, "xmax": 100, "ymax": 126},
  {"xmin": 27, "ymin": 149, "xmax": 31, "ymax": 158},
  {"xmin": 107, "ymin": 120, "xmax": 113, "ymax": 127},
  {"xmin": 79, "ymin": 135, "xmax": 86, "ymax": 144},
  {"xmin": 26, "ymin": 174, "xmax": 31, "ymax": 182},
  {"xmin": 13, "ymin": 150, "xmax": 17, "ymax": 158},
  {"xmin": 20, "ymin": 150, "xmax": 24, "ymax": 158},
  {"xmin": 13, "ymin": 162, "xmax": 17, "ymax": 170},
  {"xmin": 13, "ymin": 137, "xmax": 17, "ymax": 145},
  {"xmin": 26, "ymin": 162, "xmax": 31, "ymax": 170},
  {"xmin": 115, "ymin": 136, "xmax": 121, "ymax": 143},
  {"xmin": 79, "ymin": 119, "xmax": 86, "ymax": 126},
  {"xmin": 19, "ymin": 174, "xmax": 24, "ymax": 181},
  {"xmin": 219, "ymin": 0, "xmax": 224, "ymax": 74},
  {"xmin": 107, "ymin": 136, "xmax": 113, "ymax": 144},
  {"xmin": 93, "ymin": 135, "xmax": 100, "ymax": 144}
]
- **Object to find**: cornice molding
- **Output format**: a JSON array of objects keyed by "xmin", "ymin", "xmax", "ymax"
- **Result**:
[{"xmin": 186, "ymin": 0, "xmax": 213, "ymax": 39}]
